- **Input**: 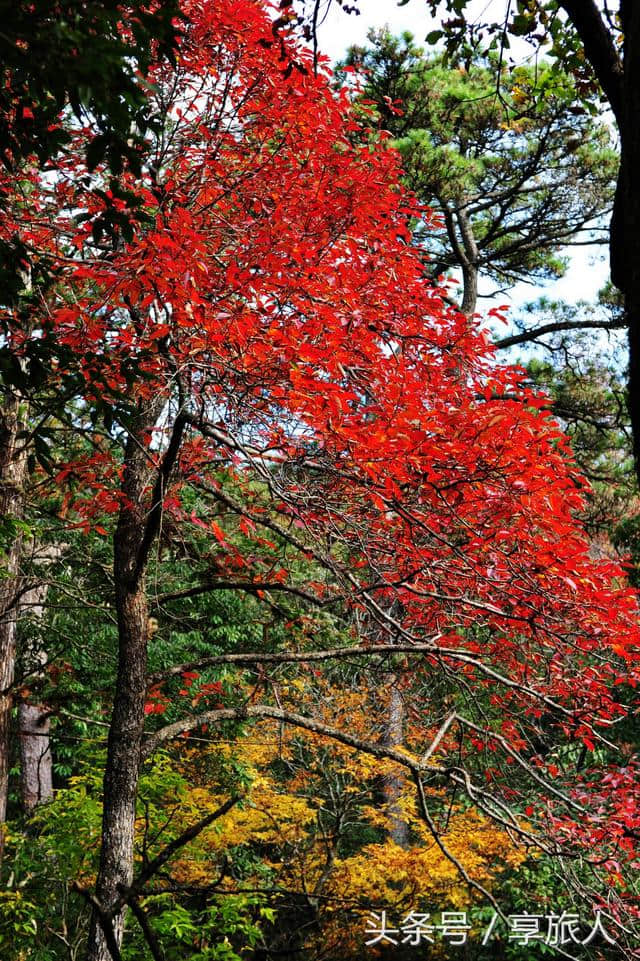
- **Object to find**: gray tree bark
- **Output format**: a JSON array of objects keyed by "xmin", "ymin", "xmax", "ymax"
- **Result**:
[
  {"xmin": 383, "ymin": 673, "xmax": 409, "ymax": 848},
  {"xmin": 18, "ymin": 703, "xmax": 52, "ymax": 812},
  {"xmin": 0, "ymin": 395, "xmax": 29, "ymax": 866},
  {"xmin": 18, "ymin": 547, "xmax": 62, "ymax": 814}
]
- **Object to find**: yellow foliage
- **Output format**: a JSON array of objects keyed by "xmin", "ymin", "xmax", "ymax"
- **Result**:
[
  {"xmin": 327, "ymin": 809, "xmax": 526, "ymax": 913},
  {"xmin": 140, "ymin": 684, "xmax": 529, "ymax": 960}
]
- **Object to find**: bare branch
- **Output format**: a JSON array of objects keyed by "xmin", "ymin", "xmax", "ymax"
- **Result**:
[{"xmin": 495, "ymin": 317, "xmax": 626, "ymax": 350}]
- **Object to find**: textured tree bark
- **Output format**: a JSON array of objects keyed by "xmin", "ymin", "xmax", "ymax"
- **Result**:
[
  {"xmin": 383, "ymin": 676, "xmax": 409, "ymax": 848},
  {"xmin": 0, "ymin": 395, "xmax": 29, "ymax": 867},
  {"xmin": 456, "ymin": 206, "xmax": 479, "ymax": 318},
  {"xmin": 86, "ymin": 400, "xmax": 164, "ymax": 961},
  {"xmin": 18, "ymin": 703, "xmax": 52, "ymax": 812},
  {"xmin": 17, "ymin": 556, "xmax": 61, "ymax": 814},
  {"xmin": 441, "ymin": 202, "xmax": 479, "ymax": 318},
  {"xmin": 86, "ymin": 575, "xmax": 149, "ymax": 960},
  {"xmin": 557, "ymin": 0, "xmax": 623, "ymax": 123}
]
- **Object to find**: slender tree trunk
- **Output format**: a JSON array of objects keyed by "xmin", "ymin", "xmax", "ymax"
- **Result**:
[
  {"xmin": 457, "ymin": 207, "xmax": 479, "ymax": 318},
  {"xmin": 0, "ymin": 395, "xmax": 28, "ymax": 866},
  {"xmin": 18, "ymin": 703, "xmax": 52, "ymax": 812},
  {"xmin": 383, "ymin": 673, "xmax": 409, "ymax": 848},
  {"xmin": 18, "ymin": 549, "xmax": 62, "ymax": 814},
  {"xmin": 87, "ymin": 575, "xmax": 149, "ymax": 959},
  {"xmin": 441, "ymin": 200, "xmax": 479, "ymax": 318},
  {"xmin": 460, "ymin": 261, "xmax": 478, "ymax": 318},
  {"xmin": 87, "ymin": 398, "xmax": 166, "ymax": 961}
]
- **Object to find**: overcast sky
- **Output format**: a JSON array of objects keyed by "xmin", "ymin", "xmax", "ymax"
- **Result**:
[{"xmin": 315, "ymin": 0, "xmax": 431, "ymax": 64}]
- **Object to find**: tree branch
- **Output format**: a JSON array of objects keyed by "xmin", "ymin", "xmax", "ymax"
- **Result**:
[
  {"xmin": 125, "ymin": 898, "xmax": 165, "ymax": 961},
  {"xmin": 146, "ymin": 641, "xmax": 580, "ymax": 726},
  {"xmin": 494, "ymin": 317, "xmax": 626, "ymax": 349},
  {"xmin": 158, "ymin": 579, "xmax": 322, "ymax": 607},
  {"xmin": 133, "ymin": 413, "xmax": 188, "ymax": 584},
  {"xmin": 72, "ymin": 884, "xmax": 123, "ymax": 961},
  {"xmin": 124, "ymin": 795, "xmax": 241, "ymax": 900},
  {"xmin": 141, "ymin": 703, "xmax": 448, "ymax": 766}
]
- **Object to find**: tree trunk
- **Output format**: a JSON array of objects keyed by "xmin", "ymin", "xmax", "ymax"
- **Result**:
[
  {"xmin": 17, "ymin": 549, "xmax": 62, "ymax": 814},
  {"xmin": 0, "ymin": 395, "xmax": 28, "ymax": 866},
  {"xmin": 441, "ymin": 201, "xmax": 479, "ymax": 318},
  {"xmin": 18, "ymin": 702, "xmax": 52, "ymax": 812},
  {"xmin": 383, "ymin": 676, "xmax": 409, "ymax": 848},
  {"xmin": 617, "ymin": 4, "xmax": 640, "ymax": 487},
  {"xmin": 86, "ymin": 398, "xmax": 165, "ymax": 961},
  {"xmin": 562, "ymin": 0, "xmax": 639, "ymax": 486},
  {"xmin": 457, "ymin": 207, "xmax": 479, "ymax": 318},
  {"xmin": 87, "ymin": 577, "xmax": 149, "ymax": 959}
]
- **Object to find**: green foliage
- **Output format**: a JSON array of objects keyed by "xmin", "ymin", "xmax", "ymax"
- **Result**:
[
  {"xmin": 422, "ymin": 0, "xmax": 617, "ymax": 106},
  {"xmin": 126, "ymin": 895, "xmax": 269, "ymax": 961},
  {"xmin": 0, "ymin": 748, "xmax": 268, "ymax": 960},
  {"xmin": 612, "ymin": 516, "xmax": 640, "ymax": 589},
  {"xmin": 339, "ymin": 31, "xmax": 616, "ymax": 299},
  {"xmin": 0, "ymin": 0, "xmax": 183, "ymax": 173},
  {"xmin": 0, "ymin": 517, "xmax": 31, "ymax": 571},
  {"xmin": 519, "ymin": 301, "xmax": 633, "ymax": 534},
  {"xmin": 1, "ymin": 766, "xmax": 101, "ymax": 959},
  {"xmin": 1, "ymin": 17, "xmax": 632, "ymax": 953}
]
